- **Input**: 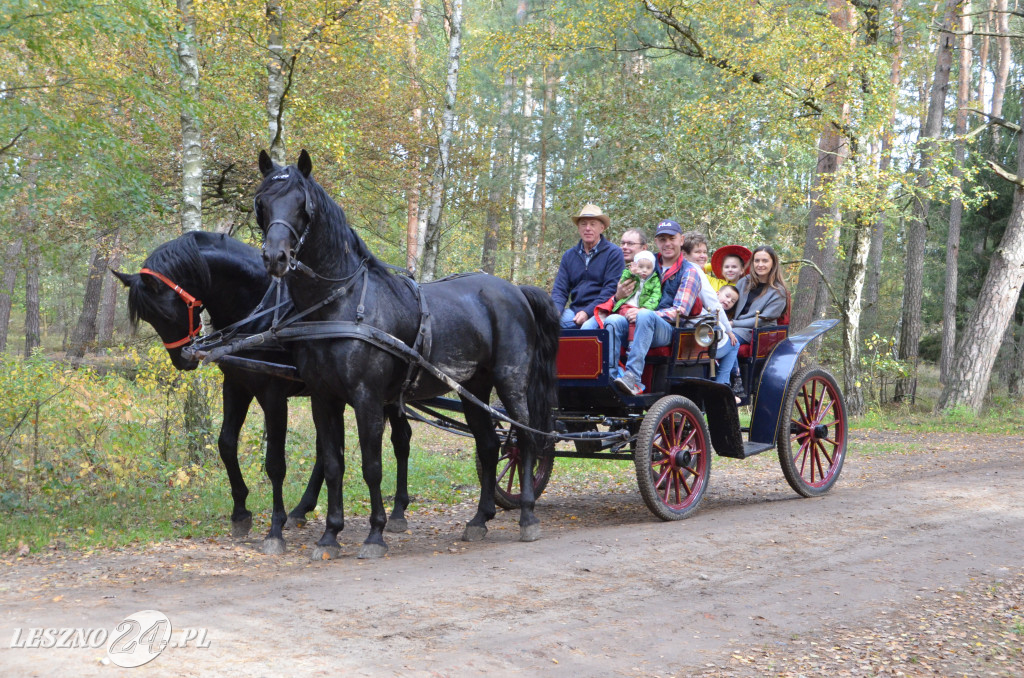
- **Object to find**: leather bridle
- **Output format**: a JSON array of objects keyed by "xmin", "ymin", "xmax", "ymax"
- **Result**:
[{"xmin": 139, "ymin": 268, "xmax": 204, "ymax": 348}]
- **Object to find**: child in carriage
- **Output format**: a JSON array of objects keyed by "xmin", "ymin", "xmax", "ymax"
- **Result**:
[
  {"xmin": 705, "ymin": 244, "xmax": 750, "ymax": 291},
  {"xmin": 593, "ymin": 250, "xmax": 661, "ymax": 325}
]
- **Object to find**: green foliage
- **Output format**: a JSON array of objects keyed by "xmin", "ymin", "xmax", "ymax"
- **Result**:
[{"xmin": 858, "ymin": 334, "xmax": 910, "ymax": 406}]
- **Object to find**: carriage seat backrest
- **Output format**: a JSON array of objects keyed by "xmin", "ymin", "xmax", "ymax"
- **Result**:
[{"xmin": 737, "ymin": 290, "xmax": 791, "ymax": 361}]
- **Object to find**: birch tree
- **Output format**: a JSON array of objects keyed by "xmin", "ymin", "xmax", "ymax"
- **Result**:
[
  {"xmin": 420, "ymin": 0, "xmax": 464, "ymax": 282},
  {"xmin": 177, "ymin": 0, "xmax": 202, "ymax": 233}
]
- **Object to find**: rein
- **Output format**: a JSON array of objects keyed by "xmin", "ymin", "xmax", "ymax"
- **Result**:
[{"xmin": 139, "ymin": 268, "xmax": 203, "ymax": 349}]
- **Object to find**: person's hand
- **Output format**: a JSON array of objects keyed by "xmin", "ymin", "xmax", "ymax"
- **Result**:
[
  {"xmin": 728, "ymin": 332, "xmax": 737, "ymax": 346},
  {"xmin": 615, "ymin": 278, "xmax": 636, "ymax": 301},
  {"xmin": 573, "ymin": 310, "xmax": 589, "ymax": 326},
  {"xmin": 623, "ymin": 307, "xmax": 639, "ymax": 322}
]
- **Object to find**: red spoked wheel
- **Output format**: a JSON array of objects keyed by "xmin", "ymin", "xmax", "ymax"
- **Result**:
[
  {"xmin": 634, "ymin": 395, "xmax": 711, "ymax": 521},
  {"xmin": 477, "ymin": 437, "xmax": 554, "ymax": 510},
  {"xmin": 777, "ymin": 367, "xmax": 847, "ymax": 497}
]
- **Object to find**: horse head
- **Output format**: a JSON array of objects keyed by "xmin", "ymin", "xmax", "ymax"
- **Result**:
[
  {"xmin": 113, "ymin": 235, "xmax": 212, "ymax": 370},
  {"xmin": 255, "ymin": 149, "xmax": 317, "ymax": 278}
]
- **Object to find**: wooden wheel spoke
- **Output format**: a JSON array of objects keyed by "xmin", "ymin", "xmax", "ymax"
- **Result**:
[
  {"xmin": 495, "ymin": 458, "xmax": 514, "ymax": 485},
  {"xmin": 814, "ymin": 439, "xmax": 834, "ymax": 470}
]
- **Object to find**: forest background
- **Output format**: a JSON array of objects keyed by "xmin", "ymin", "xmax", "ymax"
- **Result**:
[{"xmin": 2, "ymin": 0, "xmax": 1024, "ymax": 551}]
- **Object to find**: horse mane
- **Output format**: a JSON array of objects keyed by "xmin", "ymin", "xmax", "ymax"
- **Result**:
[{"xmin": 126, "ymin": 232, "xmax": 213, "ymax": 328}]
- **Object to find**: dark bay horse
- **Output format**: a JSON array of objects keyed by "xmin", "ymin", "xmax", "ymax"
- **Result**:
[
  {"xmin": 114, "ymin": 232, "xmax": 413, "ymax": 554},
  {"xmin": 255, "ymin": 149, "xmax": 559, "ymax": 559}
]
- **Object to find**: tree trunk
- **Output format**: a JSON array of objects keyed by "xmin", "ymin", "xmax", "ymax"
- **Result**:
[
  {"xmin": 266, "ymin": 0, "xmax": 287, "ymax": 165},
  {"xmin": 420, "ymin": 0, "xmax": 463, "ymax": 283},
  {"xmin": 895, "ymin": 0, "xmax": 961, "ymax": 403},
  {"xmin": 481, "ymin": 72, "xmax": 516, "ymax": 275},
  {"xmin": 405, "ymin": 0, "xmax": 423, "ymax": 273},
  {"xmin": 1009, "ymin": 308, "xmax": 1024, "ymax": 397},
  {"xmin": 843, "ymin": 214, "xmax": 873, "ymax": 416},
  {"xmin": 864, "ymin": 0, "xmax": 905, "ymax": 329},
  {"xmin": 23, "ymin": 239, "xmax": 40, "ymax": 357},
  {"xmin": 511, "ymin": 75, "xmax": 535, "ymax": 283},
  {"xmin": 177, "ymin": 0, "xmax": 202, "ymax": 233},
  {"xmin": 0, "ymin": 238, "xmax": 23, "ymax": 354},
  {"xmin": 96, "ymin": 232, "xmax": 122, "ymax": 348},
  {"xmin": 976, "ymin": 1, "xmax": 991, "ymax": 106},
  {"xmin": 67, "ymin": 248, "xmax": 107, "ymax": 359},
  {"xmin": 940, "ymin": 3, "xmax": 972, "ymax": 383},
  {"xmin": 527, "ymin": 60, "xmax": 557, "ymax": 282},
  {"xmin": 788, "ymin": 0, "xmax": 854, "ymax": 335},
  {"xmin": 990, "ymin": 0, "xmax": 1009, "ymax": 148},
  {"xmin": 937, "ymin": 101, "xmax": 1024, "ymax": 413}
]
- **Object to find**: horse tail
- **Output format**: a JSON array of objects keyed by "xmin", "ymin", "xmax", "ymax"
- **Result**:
[{"xmin": 518, "ymin": 285, "xmax": 559, "ymax": 441}]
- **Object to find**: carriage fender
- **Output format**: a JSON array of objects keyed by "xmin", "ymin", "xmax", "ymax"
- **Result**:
[{"xmin": 748, "ymin": 319, "xmax": 840, "ymax": 446}]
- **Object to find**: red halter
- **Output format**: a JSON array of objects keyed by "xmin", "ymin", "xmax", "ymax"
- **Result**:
[{"xmin": 139, "ymin": 268, "xmax": 204, "ymax": 349}]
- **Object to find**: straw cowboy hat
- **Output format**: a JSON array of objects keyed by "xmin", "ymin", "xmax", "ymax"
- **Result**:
[
  {"xmin": 571, "ymin": 204, "xmax": 611, "ymax": 230},
  {"xmin": 711, "ymin": 244, "xmax": 752, "ymax": 279}
]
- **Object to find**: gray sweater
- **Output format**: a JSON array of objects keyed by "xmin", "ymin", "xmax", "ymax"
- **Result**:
[{"xmin": 731, "ymin": 277, "xmax": 788, "ymax": 343}]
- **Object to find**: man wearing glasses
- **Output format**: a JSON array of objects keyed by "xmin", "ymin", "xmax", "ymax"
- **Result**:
[{"xmin": 618, "ymin": 229, "xmax": 648, "ymax": 265}]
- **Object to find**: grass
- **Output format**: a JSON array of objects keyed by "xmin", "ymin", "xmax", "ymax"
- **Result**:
[{"xmin": 5, "ymin": 350, "xmax": 1024, "ymax": 557}]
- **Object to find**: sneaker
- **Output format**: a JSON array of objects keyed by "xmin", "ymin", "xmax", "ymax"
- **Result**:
[{"xmin": 613, "ymin": 370, "xmax": 644, "ymax": 396}]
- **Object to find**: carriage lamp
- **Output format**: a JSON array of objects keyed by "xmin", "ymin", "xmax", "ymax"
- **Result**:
[{"xmin": 693, "ymin": 318, "xmax": 717, "ymax": 348}]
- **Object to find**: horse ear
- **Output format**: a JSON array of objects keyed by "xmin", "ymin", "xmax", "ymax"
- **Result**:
[
  {"xmin": 297, "ymin": 149, "xmax": 312, "ymax": 178},
  {"xmin": 258, "ymin": 150, "xmax": 276, "ymax": 177},
  {"xmin": 111, "ymin": 269, "xmax": 136, "ymax": 288}
]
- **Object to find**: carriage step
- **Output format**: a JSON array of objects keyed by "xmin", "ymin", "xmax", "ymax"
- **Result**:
[{"xmin": 738, "ymin": 441, "xmax": 774, "ymax": 459}]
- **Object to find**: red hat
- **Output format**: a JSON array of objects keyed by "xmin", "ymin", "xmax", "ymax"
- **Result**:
[{"xmin": 711, "ymin": 245, "xmax": 752, "ymax": 280}]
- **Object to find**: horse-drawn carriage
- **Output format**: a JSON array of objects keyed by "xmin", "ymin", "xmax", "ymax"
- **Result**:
[
  {"xmin": 415, "ymin": 313, "xmax": 847, "ymax": 523},
  {"xmin": 122, "ymin": 150, "xmax": 846, "ymax": 559}
]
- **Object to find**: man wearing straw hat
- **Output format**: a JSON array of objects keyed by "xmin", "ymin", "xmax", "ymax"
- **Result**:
[{"xmin": 551, "ymin": 204, "xmax": 625, "ymax": 329}]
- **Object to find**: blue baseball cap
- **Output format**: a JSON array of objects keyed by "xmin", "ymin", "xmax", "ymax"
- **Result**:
[{"xmin": 654, "ymin": 220, "xmax": 682, "ymax": 236}]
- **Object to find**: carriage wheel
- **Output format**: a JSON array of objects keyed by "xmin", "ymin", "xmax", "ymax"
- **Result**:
[
  {"xmin": 477, "ymin": 438, "xmax": 554, "ymax": 510},
  {"xmin": 634, "ymin": 395, "xmax": 711, "ymax": 521},
  {"xmin": 777, "ymin": 367, "xmax": 847, "ymax": 497}
]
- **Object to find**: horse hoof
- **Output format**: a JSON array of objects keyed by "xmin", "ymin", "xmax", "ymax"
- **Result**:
[
  {"xmin": 462, "ymin": 524, "xmax": 488, "ymax": 542},
  {"xmin": 520, "ymin": 523, "xmax": 542, "ymax": 542},
  {"xmin": 357, "ymin": 543, "xmax": 388, "ymax": 559},
  {"xmin": 284, "ymin": 515, "xmax": 307, "ymax": 530},
  {"xmin": 261, "ymin": 537, "xmax": 287, "ymax": 555},
  {"xmin": 311, "ymin": 545, "xmax": 343, "ymax": 561},
  {"xmin": 384, "ymin": 517, "xmax": 408, "ymax": 534},
  {"xmin": 231, "ymin": 516, "xmax": 253, "ymax": 538}
]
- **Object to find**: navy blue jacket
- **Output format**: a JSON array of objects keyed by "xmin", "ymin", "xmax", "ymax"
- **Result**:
[{"xmin": 551, "ymin": 236, "xmax": 625, "ymax": 319}]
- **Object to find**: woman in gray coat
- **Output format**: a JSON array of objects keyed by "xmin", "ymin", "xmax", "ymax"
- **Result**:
[{"xmin": 731, "ymin": 245, "xmax": 789, "ymax": 344}]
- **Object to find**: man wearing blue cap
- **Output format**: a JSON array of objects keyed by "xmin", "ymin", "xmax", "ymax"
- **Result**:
[{"xmin": 604, "ymin": 219, "xmax": 702, "ymax": 396}]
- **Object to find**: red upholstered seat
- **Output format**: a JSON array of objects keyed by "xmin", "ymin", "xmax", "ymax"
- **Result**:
[{"xmin": 737, "ymin": 293, "xmax": 791, "ymax": 360}]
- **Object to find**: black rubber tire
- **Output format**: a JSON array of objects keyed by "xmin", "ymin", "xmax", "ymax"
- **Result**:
[
  {"xmin": 477, "ymin": 438, "xmax": 554, "ymax": 510},
  {"xmin": 634, "ymin": 395, "xmax": 711, "ymax": 521},
  {"xmin": 776, "ymin": 366, "xmax": 847, "ymax": 497}
]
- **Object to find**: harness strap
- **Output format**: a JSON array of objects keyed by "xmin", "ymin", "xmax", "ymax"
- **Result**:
[
  {"xmin": 139, "ymin": 268, "xmax": 203, "ymax": 349},
  {"xmin": 399, "ymin": 276, "xmax": 432, "ymax": 401}
]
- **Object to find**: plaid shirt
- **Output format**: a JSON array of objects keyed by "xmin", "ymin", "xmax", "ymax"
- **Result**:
[{"xmin": 656, "ymin": 261, "xmax": 701, "ymax": 320}]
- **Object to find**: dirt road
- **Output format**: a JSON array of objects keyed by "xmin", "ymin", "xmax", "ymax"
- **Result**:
[{"xmin": 2, "ymin": 430, "xmax": 1023, "ymax": 676}]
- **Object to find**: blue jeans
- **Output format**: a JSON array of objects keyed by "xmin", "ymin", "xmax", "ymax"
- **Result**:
[
  {"xmin": 604, "ymin": 310, "xmax": 674, "ymax": 379},
  {"xmin": 715, "ymin": 337, "xmax": 739, "ymax": 384},
  {"xmin": 559, "ymin": 308, "xmax": 580, "ymax": 329}
]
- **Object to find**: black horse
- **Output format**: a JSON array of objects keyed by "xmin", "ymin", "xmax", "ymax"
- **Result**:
[
  {"xmin": 255, "ymin": 149, "xmax": 560, "ymax": 559},
  {"xmin": 114, "ymin": 232, "xmax": 414, "ymax": 554}
]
